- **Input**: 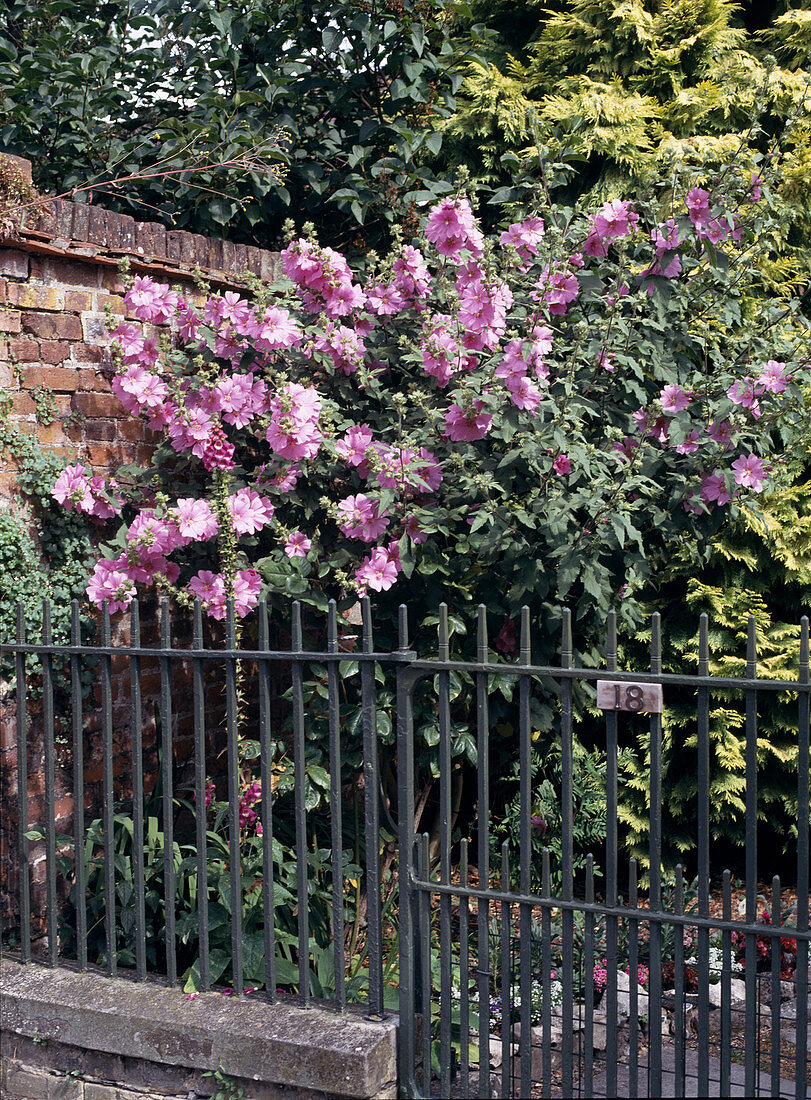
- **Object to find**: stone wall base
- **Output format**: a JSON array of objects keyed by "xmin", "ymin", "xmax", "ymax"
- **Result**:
[{"xmin": 1, "ymin": 959, "xmax": 398, "ymax": 1100}]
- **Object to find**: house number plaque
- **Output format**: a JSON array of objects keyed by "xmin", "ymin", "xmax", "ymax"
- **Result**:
[{"xmin": 596, "ymin": 680, "xmax": 663, "ymax": 714}]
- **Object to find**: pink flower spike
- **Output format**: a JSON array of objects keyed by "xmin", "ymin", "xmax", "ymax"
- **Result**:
[{"xmin": 552, "ymin": 454, "xmax": 571, "ymax": 477}]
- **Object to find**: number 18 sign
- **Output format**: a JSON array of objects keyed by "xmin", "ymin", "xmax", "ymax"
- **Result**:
[{"xmin": 596, "ymin": 680, "xmax": 663, "ymax": 714}]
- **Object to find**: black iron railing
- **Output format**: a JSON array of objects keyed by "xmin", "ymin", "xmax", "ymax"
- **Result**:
[{"xmin": 1, "ymin": 599, "xmax": 809, "ymax": 1099}]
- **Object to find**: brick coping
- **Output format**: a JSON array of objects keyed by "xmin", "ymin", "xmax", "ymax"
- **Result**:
[{"xmin": 1, "ymin": 153, "xmax": 281, "ymax": 289}]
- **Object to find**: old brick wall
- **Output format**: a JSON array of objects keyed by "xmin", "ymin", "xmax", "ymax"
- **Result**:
[{"xmin": 0, "ymin": 153, "xmax": 282, "ymax": 942}]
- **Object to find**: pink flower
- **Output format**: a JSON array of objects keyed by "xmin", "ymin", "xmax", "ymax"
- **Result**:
[
  {"xmin": 675, "ymin": 430, "xmax": 700, "ymax": 454},
  {"xmin": 355, "ymin": 546, "xmax": 400, "ymax": 594},
  {"xmin": 53, "ymin": 463, "xmax": 93, "ymax": 512},
  {"xmin": 227, "ymin": 488, "xmax": 275, "ymax": 536},
  {"xmin": 233, "ymin": 569, "xmax": 262, "ymax": 617},
  {"xmin": 127, "ymin": 511, "xmax": 176, "ymax": 555},
  {"xmin": 86, "ymin": 560, "xmax": 136, "ymax": 613},
  {"xmin": 443, "ymin": 401, "xmax": 492, "ymax": 442},
  {"xmin": 248, "ymin": 305, "xmax": 302, "ymax": 351},
  {"xmin": 686, "ymin": 187, "xmax": 711, "ymax": 226},
  {"xmin": 337, "ymin": 494, "xmax": 390, "ymax": 542},
  {"xmin": 171, "ymin": 499, "xmax": 218, "ymax": 543},
  {"xmin": 552, "ymin": 454, "xmax": 571, "ymax": 476},
  {"xmin": 756, "ymin": 360, "xmax": 788, "ymax": 394},
  {"xmin": 661, "ymin": 385, "xmax": 693, "ymax": 414},
  {"xmin": 500, "ymin": 217, "xmax": 545, "ymax": 265},
  {"xmin": 285, "ymin": 531, "xmax": 312, "ymax": 558},
  {"xmin": 707, "ymin": 419, "xmax": 732, "ymax": 445},
  {"xmin": 494, "ymin": 617, "xmax": 518, "ymax": 656},
  {"xmin": 534, "ymin": 265, "xmax": 579, "ymax": 315},
  {"xmin": 405, "ymin": 514, "xmax": 428, "ymax": 544},
  {"xmin": 506, "ymin": 375, "xmax": 542, "ymax": 413},
  {"xmin": 266, "ymin": 383, "xmax": 322, "ymax": 461},
  {"xmin": 335, "ymin": 424, "xmax": 374, "ymax": 467},
  {"xmin": 212, "ymin": 374, "xmax": 268, "ymax": 429},
  {"xmin": 313, "ymin": 321, "xmax": 366, "ymax": 375},
  {"xmin": 392, "ymin": 246, "xmax": 432, "ymax": 306},
  {"xmin": 188, "ymin": 570, "xmax": 227, "ymax": 618},
  {"xmin": 124, "ymin": 275, "xmax": 179, "ymax": 324},
  {"xmin": 731, "ymin": 454, "xmax": 767, "ymax": 492},
  {"xmin": 701, "ymin": 470, "xmax": 731, "ymax": 505},
  {"xmin": 592, "ymin": 199, "xmax": 639, "ymax": 240}
]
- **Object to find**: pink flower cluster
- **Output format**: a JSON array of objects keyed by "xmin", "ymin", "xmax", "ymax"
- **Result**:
[
  {"xmin": 337, "ymin": 493, "xmax": 390, "ymax": 542},
  {"xmin": 53, "ymin": 464, "xmax": 120, "ymax": 520},
  {"xmin": 55, "ymin": 183, "xmax": 800, "ymax": 622},
  {"xmin": 238, "ymin": 780, "xmax": 262, "ymax": 833},
  {"xmin": 266, "ymin": 383, "xmax": 322, "ymax": 460},
  {"xmin": 495, "ymin": 325, "xmax": 553, "ymax": 412},
  {"xmin": 188, "ymin": 567, "xmax": 262, "ymax": 620},
  {"xmin": 500, "ymin": 216, "xmax": 545, "ymax": 266},
  {"xmin": 686, "ymin": 187, "xmax": 742, "ymax": 245},
  {"xmin": 584, "ymin": 199, "xmax": 639, "ymax": 257},
  {"xmin": 281, "ymin": 238, "xmax": 364, "ymax": 317},
  {"xmin": 355, "ymin": 543, "xmax": 401, "ymax": 594},
  {"xmin": 534, "ymin": 263, "xmax": 580, "ymax": 316},
  {"xmin": 424, "ymin": 197, "xmax": 484, "ymax": 260}
]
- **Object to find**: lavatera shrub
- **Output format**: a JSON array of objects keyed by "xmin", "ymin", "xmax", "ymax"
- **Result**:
[{"xmin": 54, "ymin": 168, "xmax": 810, "ymax": 658}]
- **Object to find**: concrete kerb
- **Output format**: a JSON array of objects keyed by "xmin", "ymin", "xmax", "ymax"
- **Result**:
[{"xmin": 0, "ymin": 958, "xmax": 399, "ymax": 1099}]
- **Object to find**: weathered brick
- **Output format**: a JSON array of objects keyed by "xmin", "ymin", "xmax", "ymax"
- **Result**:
[
  {"xmin": 72, "ymin": 392, "xmax": 124, "ymax": 418},
  {"xmin": 70, "ymin": 202, "xmax": 91, "ymax": 242},
  {"xmin": 0, "ymin": 310, "xmax": 21, "ymax": 333},
  {"xmin": 31, "ymin": 256, "xmax": 99, "ymax": 288},
  {"xmin": 1, "ymin": 151, "xmax": 32, "ymax": 181},
  {"xmin": 100, "ymin": 269, "xmax": 127, "ymax": 295},
  {"xmin": 95, "ymin": 292, "xmax": 125, "ymax": 314},
  {"xmin": 87, "ymin": 442, "xmax": 129, "ymax": 467},
  {"xmin": 134, "ymin": 220, "xmax": 167, "ymax": 260},
  {"xmin": 207, "ymin": 236, "xmax": 224, "ymax": 272},
  {"xmin": 6, "ymin": 284, "xmax": 65, "ymax": 311},
  {"xmin": 64, "ymin": 290, "xmax": 93, "ymax": 311},
  {"xmin": 21, "ymin": 312, "xmax": 82, "ymax": 340},
  {"xmin": 39, "ymin": 340, "xmax": 71, "ymax": 365},
  {"xmin": 35, "ymin": 419, "xmax": 71, "ymax": 444},
  {"xmin": 0, "ymin": 278, "xmax": 5, "ymax": 304},
  {"xmin": 84, "ymin": 419, "xmax": 116, "ymax": 441},
  {"xmin": 81, "ymin": 311, "xmax": 109, "ymax": 344},
  {"xmin": 245, "ymin": 245, "xmax": 263, "ymax": 277},
  {"xmin": 11, "ymin": 392, "xmax": 34, "ymax": 415},
  {"xmin": 116, "ymin": 420, "xmax": 152, "ymax": 442},
  {"xmin": 8, "ymin": 337, "xmax": 38, "ymax": 361},
  {"xmin": 0, "ymin": 363, "xmax": 12, "ymax": 386},
  {"xmin": 0, "ymin": 249, "xmax": 29, "ymax": 279},
  {"xmin": 72, "ymin": 343, "xmax": 103, "ymax": 363},
  {"xmin": 87, "ymin": 205, "xmax": 113, "ymax": 247},
  {"xmin": 234, "ymin": 242, "xmax": 249, "ymax": 274},
  {"xmin": 50, "ymin": 197, "xmax": 76, "ymax": 238},
  {"xmin": 116, "ymin": 212, "xmax": 137, "ymax": 253},
  {"xmin": 22, "ymin": 366, "xmax": 79, "ymax": 392},
  {"xmin": 260, "ymin": 249, "xmax": 282, "ymax": 283},
  {"xmin": 221, "ymin": 239, "xmax": 237, "ymax": 273},
  {"xmin": 78, "ymin": 368, "xmax": 111, "ymax": 392}
]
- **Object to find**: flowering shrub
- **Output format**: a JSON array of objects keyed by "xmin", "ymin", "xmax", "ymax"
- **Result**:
[
  {"xmin": 54, "ymin": 162, "xmax": 809, "ymax": 664},
  {"xmin": 732, "ymin": 908, "xmax": 798, "ymax": 978},
  {"xmin": 592, "ymin": 961, "xmax": 649, "ymax": 995}
]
